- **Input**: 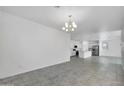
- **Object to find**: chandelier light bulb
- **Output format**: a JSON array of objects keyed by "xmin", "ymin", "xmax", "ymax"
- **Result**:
[
  {"xmin": 72, "ymin": 28, "xmax": 74, "ymax": 31},
  {"xmin": 66, "ymin": 29, "xmax": 68, "ymax": 32},
  {"xmin": 72, "ymin": 22, "xmax": 77, "ymax": 28},
  {"xmin": 74, "ymin": 24, "xmax": 77, "ymax": 28},
  {"xmin": 62, "ymin": 27, "xmax": 65, "ymax": 30},
  {"xmin": 65, "ymin": 22, "xmax": 68, "ymax": 27}
]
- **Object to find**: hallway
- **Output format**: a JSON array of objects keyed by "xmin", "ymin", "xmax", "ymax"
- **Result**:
[{"xmin": 0, "ymin": 56, "xmax": 123, "ymax": 86}]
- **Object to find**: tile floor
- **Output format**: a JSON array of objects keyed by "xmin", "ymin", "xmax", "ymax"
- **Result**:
[{"xmin": 0, "ymin": 56, "xmax": 123, "ymax": 86}]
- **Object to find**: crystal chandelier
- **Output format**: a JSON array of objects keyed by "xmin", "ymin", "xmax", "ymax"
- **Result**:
[{"xmin": 62, "ymin": 15, "xmax": 77, "ymax": 32}]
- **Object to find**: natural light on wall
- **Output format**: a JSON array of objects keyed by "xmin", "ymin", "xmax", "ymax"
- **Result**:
[{"xmin": 99, "ymin": 31, "xmax": 108, "ymax": 40}]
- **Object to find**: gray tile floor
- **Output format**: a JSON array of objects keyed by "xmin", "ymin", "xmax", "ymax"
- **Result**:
[{"xmin": 0, "ymin": 56, "xmax": 124, "ymax": 86}]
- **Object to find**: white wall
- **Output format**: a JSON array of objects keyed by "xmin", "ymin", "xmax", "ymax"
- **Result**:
[
  {"xmin": 99, "ymin": 38, "xmax": 121, "ymax": 57},
  {"xmin": 82, "ymin": 41, "xmax": 89, "ymax": 51},
  {"xmin": 99, "ymin": 31, "xmax": 121, "ymax": 57},
  {"xmin": 0, "ymin": 11, "xmax": 70, "ymax": 79},
  {"xmin": 122, "ymin": 29, "xmax": 124, "ymax": 69}
]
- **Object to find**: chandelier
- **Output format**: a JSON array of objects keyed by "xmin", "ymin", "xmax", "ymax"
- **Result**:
[{"xmin": 62, "ymin": 15, "xmax": 77, "ymax": 32}]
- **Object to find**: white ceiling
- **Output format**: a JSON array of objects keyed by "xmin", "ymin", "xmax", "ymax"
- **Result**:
[{"xmin": 0, "ymin": 6, "xmax": 123, "ymax": 37}]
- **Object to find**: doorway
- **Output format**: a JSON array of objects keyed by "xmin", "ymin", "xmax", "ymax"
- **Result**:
[
  {"xmin": 92, "ymin": 45, "xmax": 99, "ymax": 56},
  {"xmin": 88, "ymin": 40, "xmax": 99, "ymax": 56}
]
